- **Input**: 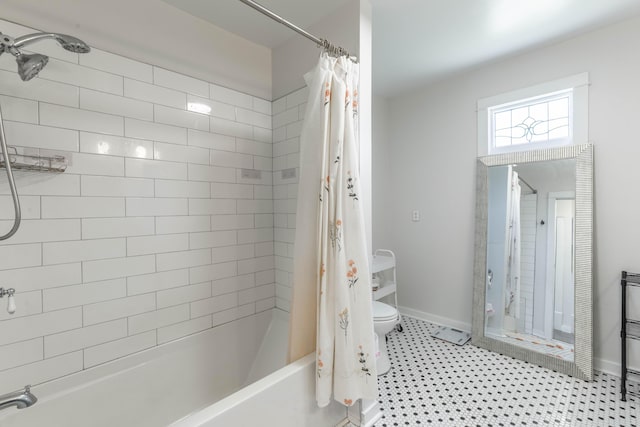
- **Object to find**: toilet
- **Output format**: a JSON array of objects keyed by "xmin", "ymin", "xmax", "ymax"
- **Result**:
[{"xmin": 373, "ymin": 300, "xmax": 399, "ymax": 375}]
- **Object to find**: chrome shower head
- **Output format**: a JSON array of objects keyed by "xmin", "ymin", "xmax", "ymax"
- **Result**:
[
  {"xmin": 15, "ymin": 53, "xmax": 49, "ymax": 81},
  {"xmin": 0, "ymin": 31, "xmax": 90, "ymax": 81},
  {"xmin": 51, "ymin": 34, "xmax": 91, "ymax": 54}
]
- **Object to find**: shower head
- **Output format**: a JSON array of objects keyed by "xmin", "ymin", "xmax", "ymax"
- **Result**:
[
  {"xmin": 59, "ymin": 36, "xmax": 90, "ymax": 54},
  {"xmin": 53, "ymin": 34, "xmax": 91, "ymax": 54},
  {"xmin": 12, "ymin": 32, "xmax": 91, "ymax": 54},
  {"xmin": 0, "ymin": 31, "xmax": 90, "ymax": 81},
  {"xmin": 16, "ymin": 53, "xmax": 49, "ymax": 81}
]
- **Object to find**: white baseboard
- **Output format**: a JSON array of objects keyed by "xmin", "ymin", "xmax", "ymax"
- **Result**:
[
  {"xmin": 345, "ymin": 398, "xmax": 381, "ymax": 427},
  {"xmin": 399, "ymin": 306, "xmax": 623, "ymax": 379},
  {"xmin": 360, "ymin": 399, "xmax": 382, "ymax": 427},
  {"xmin": 399, "ymin": 306, "xmax": 472, "ymax": 333},
  {"xmin": 595, "ymin": 357, "xmax": 623, "ymax": 377}
]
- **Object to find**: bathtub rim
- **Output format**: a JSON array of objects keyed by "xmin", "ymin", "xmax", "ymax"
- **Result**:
[{"xmin": 169, "ymin": 352, "xmax": 318, "ymax": 427}]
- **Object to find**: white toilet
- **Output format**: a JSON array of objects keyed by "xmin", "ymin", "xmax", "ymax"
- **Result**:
[{"xmin": 373, "ymin": 300, "xmax": 399, "ymax": 375}]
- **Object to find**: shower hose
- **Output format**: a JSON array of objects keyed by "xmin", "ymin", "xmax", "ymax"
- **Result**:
[{"xmin": 0, "ymin": 103, "xmax": 22, "ymax": 240}]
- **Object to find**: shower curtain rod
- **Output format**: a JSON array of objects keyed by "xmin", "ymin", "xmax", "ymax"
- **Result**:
[
  {"xmin": 237, "ymin": 0, "xmax": 355, "ymax": 60},
  {"xmin": 518, "ymin": 176, "xmax": 537, "ymax": 194}
]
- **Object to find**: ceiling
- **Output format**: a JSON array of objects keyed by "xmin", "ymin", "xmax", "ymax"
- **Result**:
[
  {"xmin": 162, "ymin": 0, "xmax": 349, "ymax": 48},
  {"xmin": 165, "ymin": 0, "xmax": 640, "ymax": 96},
  {"xmin": 515, "ymin": 158, "xmax": 576, "ymax": 189}
]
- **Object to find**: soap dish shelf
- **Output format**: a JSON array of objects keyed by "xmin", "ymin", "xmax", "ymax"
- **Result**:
[{"xmin": 0, "ymin": 146, "xmax": 67, "ymax": 173}]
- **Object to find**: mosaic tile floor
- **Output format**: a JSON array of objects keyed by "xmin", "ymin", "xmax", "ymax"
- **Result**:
[{"xmin": 374, "ymin": 316, "xmax": 639, "ymax": 427}]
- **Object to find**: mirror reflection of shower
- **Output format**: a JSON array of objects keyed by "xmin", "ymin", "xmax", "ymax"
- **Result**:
[{"xmin": 485, "ymin": 159, "xmax": 576, "ymax": 361}]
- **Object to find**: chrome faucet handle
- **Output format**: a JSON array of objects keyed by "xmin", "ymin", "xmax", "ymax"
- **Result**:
[
  {"xmin": 7, "ymin": 289, "xmax": 15, "ymax": 314},
  {"xmin": 0, "ymin": 287, "xmax": 16, "ymax": 314}
]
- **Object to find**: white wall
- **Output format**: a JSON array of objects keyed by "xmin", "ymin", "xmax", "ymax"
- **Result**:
[
  {"xmin": 378, "ymin": 15, "xmax": 640, "ymax": 372},
  {"xmin": 0, "ymin": 0, "xmax": 272, "ymax": 99},
  {"xmin": 0, "ymin": 18, "xmax": 275, "ymax": 394},
  {"xmin": 372, "ymin": 95, "xmax": 392, "ymax": 250}
]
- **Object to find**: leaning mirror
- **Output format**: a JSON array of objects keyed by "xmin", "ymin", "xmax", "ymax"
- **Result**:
[{"xmin": 471, "ymin": 144, "xmax": 593, "ymax": 380}]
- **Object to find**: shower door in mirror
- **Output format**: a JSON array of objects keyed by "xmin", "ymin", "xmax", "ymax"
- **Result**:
[{"xmin": 472, "ymin": 145, "xmax": 593, "ymax": 380}]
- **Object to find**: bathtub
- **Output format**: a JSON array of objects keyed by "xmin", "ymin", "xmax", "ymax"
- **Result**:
[{"xmin": 0, "ymin": 309, "xmax": 348, "ymax": 427}]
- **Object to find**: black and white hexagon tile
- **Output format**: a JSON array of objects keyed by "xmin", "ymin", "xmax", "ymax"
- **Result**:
[{"xmin": 374, "ymin": 317, "xmax": 639, "ymax": 427}]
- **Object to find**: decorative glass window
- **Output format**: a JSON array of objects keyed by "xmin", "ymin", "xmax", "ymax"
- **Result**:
[
  {"xmin": 477, "ymin": 73, "xmax": 588, "ymax": 156},
  {"xmin": 491, "ymin": 90, "xmax": 571, "ymax": 149}
]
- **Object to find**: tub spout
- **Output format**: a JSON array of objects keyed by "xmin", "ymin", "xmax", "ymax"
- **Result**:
[{"xmin": 0, "ymin": 385, "xmax": 37, "ymax": 411}]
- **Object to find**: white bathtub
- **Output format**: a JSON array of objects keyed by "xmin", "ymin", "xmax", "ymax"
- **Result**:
[{"xmin": 0, "ymin": 309, "xmax": 347, "ymax": 427}]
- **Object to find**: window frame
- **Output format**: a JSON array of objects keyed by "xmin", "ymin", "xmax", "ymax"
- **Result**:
[{"xmin": 477, "ymin": 73, "xmax": 589, "ymax": 157}]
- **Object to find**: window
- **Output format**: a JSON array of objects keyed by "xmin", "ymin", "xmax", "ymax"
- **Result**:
[
  {"xmin": 477, "ymin": 73, "xmax": 588, "ymax": 156},
  {"xmin": 491, "ymin": 90, "xmax": 571, "ymax": 149}
]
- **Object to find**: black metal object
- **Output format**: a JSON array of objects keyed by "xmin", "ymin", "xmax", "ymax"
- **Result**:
[{"xmin": 621, "ymin": 270, "xmax": 640, "ymax": 401}]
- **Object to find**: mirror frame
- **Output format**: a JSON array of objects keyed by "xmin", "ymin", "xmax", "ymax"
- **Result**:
[{"xmin": 471, "ymin": 144, "xmax": 593, "ymax": 381}]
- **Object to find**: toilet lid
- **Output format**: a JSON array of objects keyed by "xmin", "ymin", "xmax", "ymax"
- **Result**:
[{"xmin": 373, "ymin": 301, "xmax": 397, "ymax": 321}]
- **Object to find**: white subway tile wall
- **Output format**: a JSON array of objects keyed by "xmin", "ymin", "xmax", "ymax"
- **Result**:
[
  {"xmin": 272, "ymin": 87, "xmax": 306, "ymax": 312},
  {"xmin": 0, "ymin": 19, "xmax": 277, "ymax": 391}
]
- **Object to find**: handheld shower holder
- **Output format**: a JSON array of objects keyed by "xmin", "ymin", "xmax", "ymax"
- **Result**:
[
  {"xmin": 0, "ymin": 33, "xmax": 20, "ymax": 57},
  {"xmin": 0, "ymin": 287, "xmax": 16, "ymax": 314},
  {"xmin": 0, "ymin": 32, "xmax": 15, "ymax": 46}
]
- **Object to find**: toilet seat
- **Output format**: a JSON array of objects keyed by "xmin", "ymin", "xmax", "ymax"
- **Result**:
[{"xmin": 373, "ymin": 301, "xmax": 398, "ymax": 322}]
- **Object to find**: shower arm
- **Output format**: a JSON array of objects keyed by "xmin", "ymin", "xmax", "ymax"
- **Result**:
[
  {"xmin": 12, "ymin": 33, "xmax": 65, "ymax": 49},
  {"xmin": 0, "ymin": 103, "xmax": 21, "ymax": 240}
]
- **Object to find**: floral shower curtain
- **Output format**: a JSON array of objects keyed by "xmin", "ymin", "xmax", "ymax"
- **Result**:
[
  {"xmin": 288, "ymin": 53, "xmax": 378, "ymax": 408},
  {"xmin": 505, "ymin": 169, "xmax": 521, "ymax": 326}
]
